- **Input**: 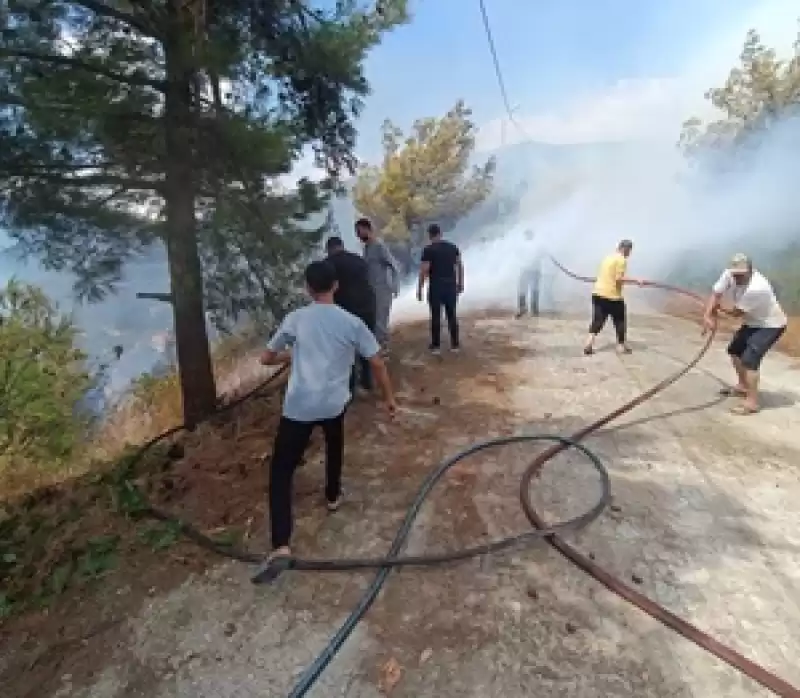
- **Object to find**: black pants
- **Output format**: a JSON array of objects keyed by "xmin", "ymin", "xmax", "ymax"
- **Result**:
[
  {"xmin": 589, "ymin": 294, "xmax": 626, "ymax": 344},
  {"xmin": 269, "ymin": 412, "xmax": 344, "ymax": 550},
  {"xmin": 345, "ymin": 306, "xmax": 376, "ymax": 391},
  {"xmin": 727, "ymin": 325, "xmax": 785, "ymax": 371},
  {"xmin": 428, "ymin": 282, "xmax": 459, "ymax": 349},
  {"xmin": 518, "ymin": 269, "xmax": 541, "ymax": 316}
]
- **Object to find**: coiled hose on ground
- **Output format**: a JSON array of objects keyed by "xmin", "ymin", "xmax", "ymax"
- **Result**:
[{"xmin": 128, "ymin": 260, "xmax": 798, "ymax": 698}]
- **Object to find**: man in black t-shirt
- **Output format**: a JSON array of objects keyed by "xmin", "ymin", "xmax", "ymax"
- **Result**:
[
  {"xmin": 416, "ymin": 223, "xmax": 463, "ymax": 354},
  {"xmin": 325, "ymin": 236, "xmax": 377, "ymax": 390}
]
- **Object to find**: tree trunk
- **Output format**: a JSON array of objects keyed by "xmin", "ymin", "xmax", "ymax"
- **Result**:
[{"xmin": 163, "ymin": 6, "xmax": 217, "ymax": 427}]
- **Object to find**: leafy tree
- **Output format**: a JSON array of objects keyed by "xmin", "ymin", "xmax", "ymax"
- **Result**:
[
  {"xmin": 679, "ymin": 28, "xmax": 800, "ymax": 157},
  {"xmin": 0, "ymin": 0, "xmax": 408, "ymax": 426},
  {"xmin": 0, "ymin": 280, "xmax": 92, "ymax": 467},
  {"xmin": 675, "ymin": 25, "xmax": 800, "ymax": 313},
  {"xmin": 352, "ymin": 99, "xmax": 496, "ymax": 249}
]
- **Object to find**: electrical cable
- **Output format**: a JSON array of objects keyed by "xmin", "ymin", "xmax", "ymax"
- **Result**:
[
  {"xmin": 122, "ymin": 259, "xmax": 798, "ymax": 697},
  {"xmin": 477, "ymin": 0, "xmax": 517, "ymax": 121}
]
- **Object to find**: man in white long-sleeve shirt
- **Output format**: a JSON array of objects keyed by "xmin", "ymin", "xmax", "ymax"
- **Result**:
[
  {"xmin": 703, "ymin": 253, "xmax": 787, "ymax": 415},
  {"xmin": 356, "ymin": 218, "xmax": 400, "ymax": 350}
]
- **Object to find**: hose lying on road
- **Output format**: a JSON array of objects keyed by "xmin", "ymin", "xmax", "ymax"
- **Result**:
[{"xmin": 126, "ymin": 261, "xmax": 798, "ymax": 698}]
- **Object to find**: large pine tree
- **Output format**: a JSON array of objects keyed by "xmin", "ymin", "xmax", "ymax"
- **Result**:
[{"xmin": 0, "ymin": 0, "xmax": 408, "ymax": 425}]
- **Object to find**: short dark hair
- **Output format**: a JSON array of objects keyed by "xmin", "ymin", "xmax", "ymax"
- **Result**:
[
  {"xmin": 618, "ymin": 239, "xmax": 633, "ymax": 250},
  {"xmin": 427, "ymin": 223, "xmax": 441, "ymax": 238},
  {"xmin": 304, "ymin": 260, "xmax": 337, "ymax": 294},
  {"xmin": 325, "ymin": 236, "xmax": 344, "ymax": 252},
  {"xmin": 355, "ymin": 218, "xmax": 372, "ymax": 231}
]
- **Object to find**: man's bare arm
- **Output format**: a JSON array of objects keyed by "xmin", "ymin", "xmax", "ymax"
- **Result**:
[
  {"xmin": 260, "ymin": 349, "xmax": 292, "ymax": 365},
  {"xmin": 367, "ymin": 354, "xmax": 397, "ymax": 412},
  {"xmin": 704, "ymin": 291, "xmax": 723, "ymax": 320}
]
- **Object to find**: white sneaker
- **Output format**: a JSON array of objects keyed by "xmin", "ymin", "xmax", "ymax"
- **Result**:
[{"xmin": 326, "ymin": 492, "xmax": 345, "ymax": 512}]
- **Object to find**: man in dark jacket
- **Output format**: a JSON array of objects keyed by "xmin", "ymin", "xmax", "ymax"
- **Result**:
[{"xmin": 325, "ymin": 236, "xmax": 377, "ymax": 391}]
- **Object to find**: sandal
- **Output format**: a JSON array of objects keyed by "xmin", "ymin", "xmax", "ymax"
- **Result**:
[
  {"xmin": 583, "ymin": 346, "xmax": 594, "ymax": 356},
  {"xmin": 730, "ymin": 404, "xmax": 759, "ymax": 415},
  {"xmin": 251, "ymin": 549, "xmax": 292, "ymax": 585},
  {"xmin": 719, "ymin": 387, "xmax": 747, "ymax": 397}
]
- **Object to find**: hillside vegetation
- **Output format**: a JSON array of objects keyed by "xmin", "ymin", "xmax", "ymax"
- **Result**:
[{"xmin": 676, "ymin": 28, "xmax": 800, "ymax": 309}]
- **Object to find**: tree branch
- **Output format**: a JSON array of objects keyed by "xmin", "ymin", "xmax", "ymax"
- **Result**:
[
  {"xmin": 0, "ymin": 91, "xmax": 158, "ymax": 120},
  {"xmin": 136, "ymin": 292, "xmax": 173, "ymax": 302},
  {"xmin": 2, "ymin": 161, "xmax": 122, "ymax": 174},
  {"xmin": 0, "ymin": 48, "xmax": 166, "ymax": 91},
  {"xmin": 5, "ymin": 171, "xmax": 161, "ymax": 191},
  {"xmin": 71, "ymin": 0, "xmax": 164, "ymax": 40}
]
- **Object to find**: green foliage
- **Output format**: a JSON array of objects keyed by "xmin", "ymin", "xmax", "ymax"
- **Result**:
[
  {"xmin": 677, "ymin": 24, "xmax": 800, "ymax": 313},
  {"xmin": 0, "ymin": 440, "xmax": 180, "ymax": 616},
  {"xmin": 679, "ymin": 27, "xmax": 800, "ymax": 157},
  {"xmin": 0, "ymin": 0, "xmax": 409, "ymax": 299},
  {"xmin": 138, "ymin": 520, "xmax": 182, "ymax": 550},
  {"xmin": 0, "ymin": 0, "xmax": 409, "ymax": 421},
  {"xmin": 0, "ymin": 279, "xmax": 92, "ymax": 467},
  {"xmin": 352, "ymin": 99, "xmax": 495, "ymax": 245}
]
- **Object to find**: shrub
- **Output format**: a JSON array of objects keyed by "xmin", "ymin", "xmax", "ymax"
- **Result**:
[{"xmin": 0, "ymin": 280, "xmax": 92, "ymax": 475}]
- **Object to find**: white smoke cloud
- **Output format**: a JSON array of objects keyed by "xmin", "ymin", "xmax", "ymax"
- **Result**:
[
  {"xmin": 475, "ymin": 0, "xmax": 798, "ymax": 151},
  {"xmin": 389, "ymin": 0, "xmax": 800, "ymax": 328},
  {"xmin": 476, "ymin": 78, "xmax": 707, "ymax": 151}
]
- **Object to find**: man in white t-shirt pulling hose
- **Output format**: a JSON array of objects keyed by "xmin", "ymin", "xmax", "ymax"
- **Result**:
[{"xmin": 703, "ymin": 253, "xmax": 787, "ymax": 415}]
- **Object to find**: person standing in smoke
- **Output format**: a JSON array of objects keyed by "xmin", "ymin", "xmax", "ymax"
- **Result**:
[
  {"xmin": 417, "ymin": 223, "xmax": 463, "ymax": 355},
  {"xmin": 583, "ymin": 239, "xmax": 645, "ymax": 356},
  {"xmin": 355, "ymin": 218, "xmax": 400, "ymax": 352},
  {"xmin": 516, "ymin": 228, "xmax": 543, "ymax": 318}
]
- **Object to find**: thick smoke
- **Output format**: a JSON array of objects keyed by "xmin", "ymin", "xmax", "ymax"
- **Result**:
[{"xmin": 392, "ymin": 112, "xmax": 800, "ymax": 324}]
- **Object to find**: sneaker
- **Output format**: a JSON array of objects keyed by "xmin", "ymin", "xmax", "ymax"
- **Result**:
[
  {"xmin": 326, "ymin": 492, "xmax": 345, "ymax": 512},
  {"xmin": 450, "ymin": 346, "xmax": 460, "ymax": 354},
  {"xmin": 429, "ymin": 346, "xmax": 441, "ymax": 356}
]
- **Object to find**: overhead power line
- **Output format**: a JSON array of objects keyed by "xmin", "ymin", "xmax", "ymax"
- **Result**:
[
  {"xmin": 477, "ymin": 0, "xmax": 515, "ymax": 120},
  {"xmin": 477, "ymin": 0, "xmax": 527, "ymax": 142}
]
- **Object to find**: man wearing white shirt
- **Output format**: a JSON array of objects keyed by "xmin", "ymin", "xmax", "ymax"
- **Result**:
[
  {"xmin": 516, "ymin": 229, "xmax": 543, "ymax": 318},
  {"xmin": 703, "ymin": 253, "xmax": 787, "ymax": 415}
]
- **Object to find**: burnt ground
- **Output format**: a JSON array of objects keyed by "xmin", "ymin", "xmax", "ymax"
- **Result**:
[{"xmin": 2, "ymin": 312, "xmax": 800, "ymax": 697}]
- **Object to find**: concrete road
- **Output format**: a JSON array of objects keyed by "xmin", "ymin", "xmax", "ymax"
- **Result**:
[{"xmin": 63, "ymin": 313, "xmax": 800, "ymax": 698}]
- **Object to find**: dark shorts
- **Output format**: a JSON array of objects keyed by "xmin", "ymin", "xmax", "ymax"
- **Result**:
[
  {"xmin": 589, "ymin": 294, "xmax": 626, "ymax": 341},
  {"xmin": 727, "ymin": 325, "xmax": 786, "ymax": 371}
]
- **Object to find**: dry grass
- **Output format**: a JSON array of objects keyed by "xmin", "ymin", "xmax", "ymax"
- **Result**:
[
  {"xmin": 0, "ymin": 315, "xmax": 531, "ymax": 698},
  {"xmin": 0, "ymin": 329, "xmax": 287, "ymax": 625},
  {"xmin": 0, "ymin": 331, "xmax": 270, "ymax": 503}
]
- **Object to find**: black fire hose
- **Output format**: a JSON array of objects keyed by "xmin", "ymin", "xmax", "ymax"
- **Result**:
[{"xmin": 126, "ymin": 262, "xmax": 798, "ymax": 698}]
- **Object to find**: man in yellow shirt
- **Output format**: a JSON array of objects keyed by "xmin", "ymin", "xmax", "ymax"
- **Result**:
[{"xmin": 584, "ymin": 239, "xmax": 645, "ymax": 355}]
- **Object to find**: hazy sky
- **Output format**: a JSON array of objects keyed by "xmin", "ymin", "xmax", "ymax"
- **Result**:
[{"xmin": 291, "ymin": 0, "xmax": 799, "ymax": 179}]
